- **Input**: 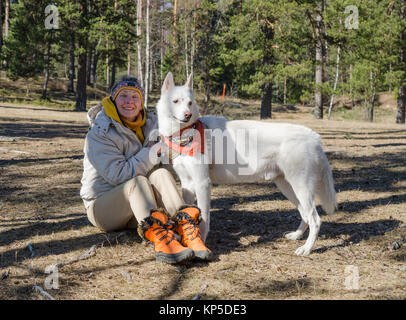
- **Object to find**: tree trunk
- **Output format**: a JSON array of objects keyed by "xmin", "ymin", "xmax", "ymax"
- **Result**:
[
  {"xmin": 368, "ymin": 97, "xmax": 375, "ymax": 123},
  {"xmin": 397, "ymin": 86, "xmax": 406, "ymax": 124},
  {"xmin": 127, "ymin": 43, "xmax": 131, "ymax": 75},
  {"xmin": 89, "ymin": 50, "xmax": 95, "ymax": 85},
  {"xmin": 185, "ymin": 24, "xmax": 189, "ymax": 78},
  {"xmin": 204, "ymin": 81, "xmax": 210, "ymax": 111},
  {"xmin": 150, "ymin": 58, "xmax": 153, "ymax": 92},
  {"xmin": 389, "ymin": 63, "xmax": 392, "ymax": 93},
  {"xmin": 106, "ymin": 36, "xmax": 110, "ymax": 87},
  {"xmin": 328, "ymin": 44, "xmax": 341, "ymax": 119},
  {"xmin": 76, "ymin": 51, "xmax": 87, "ymax": 111},
  {"xmin": 111, "ymin": 62, "xmax": 116, "ymax": 88},
  {"xmin": 283, "ymin": 76, "xmax": 287, "ymax": 105},
  {"xmin": 160, "ymin": 45, "xmax": 163, "ymax": 84},
  {"xmin": 92, "ymin": 47, "xmax": 99, "ymax": 85},
  {"xmin": 260, "ymin": 82, "xmax": 272, "ymax": 119},
  {"xmin": 396, "ymin": 0, "xmax": 406, "ymax": 124},
  {"xmin": 75, "ymin": 1, "xmax": 88, "ymax": 111},
  {"xmin": 0, "ymin": 0, "xmax": 3, "ymax": 55},
  {"xmin": 174, "ymin": 0, "xmax": 177, "ymax": 26},
  {"xmin": 4, "ymin": 0, "xmax": 9, "ymax": 38},
  {"xmin": 322, "ymin": 36, "xmax": 329, "ymax": 108},
  {"xmin": 106, "ymin": 59, "xmax": 110, "ymax": 86},
  {"xmin": 191, "ymin": 12, "xmax": 195, "ymax": 82},
  {"xmin": 258, "ymin": 13, "xmax": 274, "ymax": 119},
  {"xmin": 314, "ymin": 5, "xmax": 324, "ymax": 119},
  {"xmin": 86, "ymin": 3, "xmax": 93, "ymax": 86},
  {"xmin": 86, "ymin": 45, "xmax": 93, "ymax": 86},
  {"xmin": 68, "ymin": 33, "xmax": 75, "ymax": 93},
  {"xmin": 160, "ymin": 36, "xmax": 163, "ymax": 84},
  {"xmin": 144, "ymin": 0, "xmax": 150, "ymax": 107},
  {"xmin": 42, "ymin": 68, "xmax": 50, "ymax": 100},
  {"xmin": 322, "ymin": 0, "xmax": 329, "ymax": 109},
  {"xmin": 368, "ymin": 70, "xmax": 375, "ymax": 122},
  {"xmin": 42, "ymin": 42, "xmax": 51, "ymax": 100},
  {"xmin": 282, "ymin": 55, "xmax": 287, "ymax": 104},
  {"xmin": 349, "ymin": 64, "xmax": 354, "ymax": 108},
  {"xmin": 137, "ymin": 0, "xmax": 143, "ymax": 86}
]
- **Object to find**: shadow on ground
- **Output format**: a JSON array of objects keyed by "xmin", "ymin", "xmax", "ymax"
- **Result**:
[
  {"xmin": 0, "ymin": 117, "xmax": 88, "ymax": 139},
  {"xmin": 206, "ymin": 205, "xmax": 402, "ymax": 258}
]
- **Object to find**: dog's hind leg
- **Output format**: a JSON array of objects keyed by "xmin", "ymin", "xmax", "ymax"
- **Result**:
[
  {"xmin": 274, "ymin": 176, "xmax": 308, "ymax": 240},
  {"xmin": 294, "ymin": 206, "xmax": 320, "ymax": 256},
  {"xmin": 288, "ymin": 186, "xmax": 321, "ymax": 256}
]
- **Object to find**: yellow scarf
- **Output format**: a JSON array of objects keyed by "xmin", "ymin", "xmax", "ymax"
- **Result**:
[{"xmin": 102, "ymin": 96, "xmax": 146, "ymax": 144}]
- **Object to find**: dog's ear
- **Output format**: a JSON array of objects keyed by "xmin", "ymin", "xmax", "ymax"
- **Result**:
[
  {"xmin": 162, "ymin": 72, "xmax": 174, "ymax": 95},
  {"xmin": 185, "ymin": 73, "xmax": 193, "ymax": 89}
]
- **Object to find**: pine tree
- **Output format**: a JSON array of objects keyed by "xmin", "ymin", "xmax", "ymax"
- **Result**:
[
  {"xmin": 2, "ymin": 0, "xmax": 62, "ymax": 98},
  {"xmin": 343, "ymin": 0, "xmax": 396, "ymax": 122},
  {"xmin": 88, "ymin": 0, "xmax": 137, "ymax": 87},
  {"xmin": 74, "ymin": 0, "xmax": 88, "ymax": 111},
  {"xmin": 221, "ymin": 0, "xmax": 284, "ymax": 118},
  {"xmin": 193, "ymin": 0, "xmax": 225, "ymax": 109},
  {"xmin": 270, "ymin": 0, "xmax": 313, "ymax": 106}
]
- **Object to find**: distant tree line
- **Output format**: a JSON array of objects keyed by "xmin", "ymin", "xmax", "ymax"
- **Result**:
[{"xmin": 0, "ymin": 0, "xmax": 405, "ymax": 123}]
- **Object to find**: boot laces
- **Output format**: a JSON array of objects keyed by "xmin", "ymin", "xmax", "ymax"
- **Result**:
[
  {"xmin": 153, "ymin": 222, "xmax": 176, "ymax": 245},
  {"xmin": 179, "ymin": 213, "xmax": 200, "ymax": 241}
]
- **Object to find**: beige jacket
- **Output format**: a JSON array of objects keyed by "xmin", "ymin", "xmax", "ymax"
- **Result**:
[{"xmin": 80, "ymin": 104, "xmax": 160, "ymax": 209}]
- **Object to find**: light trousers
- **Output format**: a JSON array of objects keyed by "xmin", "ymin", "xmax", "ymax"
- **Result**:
[{"xmin": 86, "ymin": 168, "xmax": 184, "ymax": 232}]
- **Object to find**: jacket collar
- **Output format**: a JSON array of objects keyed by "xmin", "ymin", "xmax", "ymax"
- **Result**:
[{"xmin": 93, "ymin": 107, "xmax": 158, "ymax": 146}]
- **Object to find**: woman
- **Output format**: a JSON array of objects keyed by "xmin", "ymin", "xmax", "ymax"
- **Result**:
[{"xmin": 80, "ymin": 75, "xmax": 212, "ymax": 264}]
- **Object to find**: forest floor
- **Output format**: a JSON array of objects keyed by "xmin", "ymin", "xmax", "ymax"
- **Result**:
[{"xmin": 0, "ymin": 79, "xmax": 405, "ymax": 300}]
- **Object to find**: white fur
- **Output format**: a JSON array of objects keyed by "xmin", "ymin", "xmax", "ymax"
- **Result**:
[{"xmin": 156, "ymin": 72, "xmax": 337, "ymax": 256}]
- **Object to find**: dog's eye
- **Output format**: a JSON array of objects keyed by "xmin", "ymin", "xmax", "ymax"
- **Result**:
[
  {"xmin": 173, "ymin": 99, "xmax": 179, "ymax": 104},
  {"xmin": 188, "ymin": 101, "xmax": 192, "ymax": 106}
]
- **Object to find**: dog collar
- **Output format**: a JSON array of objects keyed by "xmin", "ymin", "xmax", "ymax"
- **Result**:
[{"xmin": 162, "ymin": 120, "xmax": 205, "ymax": 160}]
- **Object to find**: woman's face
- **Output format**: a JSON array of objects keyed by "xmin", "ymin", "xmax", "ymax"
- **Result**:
[{"xmin": 115, "ymin": 89, "xmax": 142, "ymax": 121}]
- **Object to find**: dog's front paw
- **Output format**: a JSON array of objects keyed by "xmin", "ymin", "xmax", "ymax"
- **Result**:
[
  {"xmin": 285, "ymin": 231, "xmax": 303, "ymax": 240},
  {"xmin": 294, "ymin": 245, "xmax": 311, "ymax": 256}
]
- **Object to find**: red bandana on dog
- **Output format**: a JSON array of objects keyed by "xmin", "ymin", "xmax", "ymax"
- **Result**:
[{"xmin": 162, "ymin": 120, "xmax": 205, "ymax": 158}]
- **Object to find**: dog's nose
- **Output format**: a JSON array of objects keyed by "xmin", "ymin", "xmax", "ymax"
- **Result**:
[{"xmin": 184, "ymin": 111, "xmax": 192, "ymax": 120}]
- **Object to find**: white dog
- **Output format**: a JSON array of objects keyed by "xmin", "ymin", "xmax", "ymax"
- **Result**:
[{"xmin": 156, "ymin": 72, "xmax": 337, "ymax": 256}]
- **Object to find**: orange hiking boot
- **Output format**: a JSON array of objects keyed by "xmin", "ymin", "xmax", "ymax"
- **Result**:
[
  {"xmin": 174, "ymin": 205, "xmax": 213, "ymax": 261},
  {"xmin": 138, "ymin": 209, "xmax": 194, "ymax": 264}
]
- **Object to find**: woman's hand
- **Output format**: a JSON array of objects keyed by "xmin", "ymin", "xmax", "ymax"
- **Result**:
[
  {"xmin": 149, "ymin": 142, "xmax": 167, "ymax": 165},
  {"xmin": 155, "ymin": 142, "xmax": 166, "ymax": 157},
  {"xmin": 156, "ymin": 144, "xmax": 162, "ymax": 157}
]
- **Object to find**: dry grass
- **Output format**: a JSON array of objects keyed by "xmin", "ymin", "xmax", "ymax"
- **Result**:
[{"xmin": 0, "ymin": 96, "xmax": 405, "ymax": 300}]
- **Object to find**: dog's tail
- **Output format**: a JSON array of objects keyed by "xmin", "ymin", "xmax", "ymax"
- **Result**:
[{"xmin": 317, "ymin": 153, "xmax": 337, "ymax": 215}]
